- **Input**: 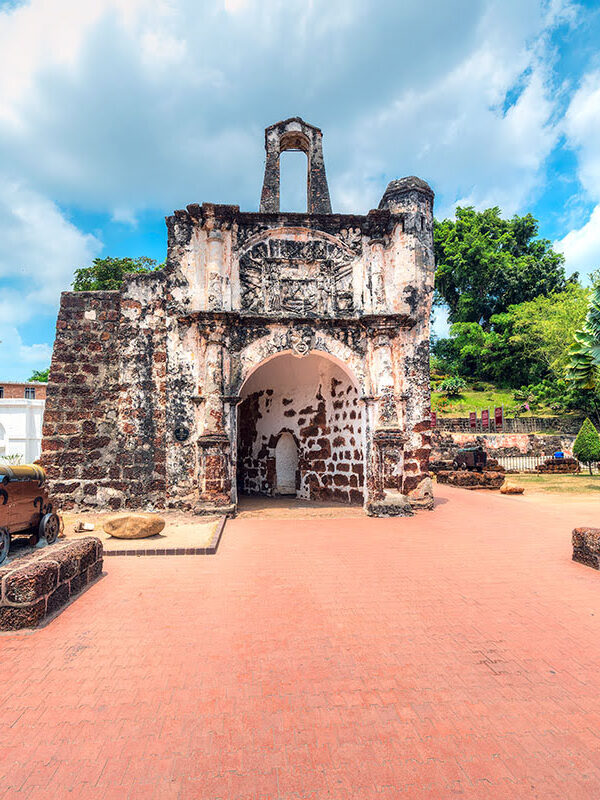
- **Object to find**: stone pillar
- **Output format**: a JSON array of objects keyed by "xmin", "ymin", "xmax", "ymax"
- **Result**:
[
  {"xmin": 365, "ymin": 325, "xmax": 412, "ymax": 516},
  {"xmin": 368, "ymin": 239, "xmax": 386, "ymax": 314},
  {"xmin": 206, "ymin": 229, "xmax": 224, "ymax": 311},
  {"xmin": 372, "ymin": 329, "xmax": 399, "ymax": 429},
  {"xmin": 197, "ymin": 327, "xmax": 232, "ymax": 511}
]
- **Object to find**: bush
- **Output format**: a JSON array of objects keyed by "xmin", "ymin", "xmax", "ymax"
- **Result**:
[
  {"xmin": 438, "ymin": 376, "xmax": 467, "ymax": 398},
  {"xmin": 573, "ymin": 418, "xmax": 600, "ymax": 475}
]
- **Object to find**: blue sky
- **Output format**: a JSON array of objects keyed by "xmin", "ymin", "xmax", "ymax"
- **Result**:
[{"xmin": 1, "ymin": 0, "xmax": 600, "ymax": 378}]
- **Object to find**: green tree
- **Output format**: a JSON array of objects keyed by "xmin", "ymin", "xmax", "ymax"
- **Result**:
[
  {"xmin": 433, "ymin": 285, "xmax": 590, "ymax": 389},
  {"xmin": 434, "ymin": 207, "xmax": 573, "ymax": 327},
  {"xmin": 508, "ymin": 284, "xmax": 590, "ymax": 379},
  {"xmin": 572, "ymin": 417, "xmax": 600, "ymax": 475},
  {"xmin": 72, "ymin": 256, "xmax": 162, "ymax": 291},
  {"xmin": 28, "ymin": 368, "xmax": 49, "ymax": 382}
]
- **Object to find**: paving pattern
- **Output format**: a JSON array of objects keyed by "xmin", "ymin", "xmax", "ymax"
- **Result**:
[{"xmin": 2, "ymin": 486, "xmax": 600, "ymax": 799}]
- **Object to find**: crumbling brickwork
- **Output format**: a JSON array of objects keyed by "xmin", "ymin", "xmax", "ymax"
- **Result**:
[{"xmin": 43, "ymin": 117, "xmax": 435, "ymax": 515}]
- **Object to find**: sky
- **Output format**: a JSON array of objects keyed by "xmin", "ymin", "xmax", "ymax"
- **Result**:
[{"xmin": 1, "ymin": 0, "xmax": 600, "ymax": 379}]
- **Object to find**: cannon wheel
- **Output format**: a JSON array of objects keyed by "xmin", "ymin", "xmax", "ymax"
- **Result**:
[
  {"xmin": 0, "ymin": 527, "xmax": 10, "ymax": 565},
  {"xmin": 39, "ymin": 513, "xmax": 60, "ymax": 545}
]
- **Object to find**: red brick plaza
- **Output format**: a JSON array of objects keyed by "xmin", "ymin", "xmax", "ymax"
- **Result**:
[{"xmin": 2, "ymin": 486, "xmax": 600, "ymax": 799}]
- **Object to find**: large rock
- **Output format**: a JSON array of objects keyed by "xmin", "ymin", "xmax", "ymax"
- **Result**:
[{"xmin": 103, "ymin": 513, "xmax": 166, "ymax": 539}]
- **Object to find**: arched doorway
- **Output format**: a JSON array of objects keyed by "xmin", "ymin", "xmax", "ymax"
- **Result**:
[
  {"xmin": 236, "ymin": 351, "xmax": 364, "ymax": 504},
  {"xmin": 275, "ymin": 432, "xmax": 298, "ymax": 495}
]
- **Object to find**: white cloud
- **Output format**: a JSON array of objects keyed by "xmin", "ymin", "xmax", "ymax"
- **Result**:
[
  {"xmin": 0, "ymin": 181, "xmax": 101, "ymax": 378},
  {"xmin": 564, "ymin": 70, "xmax": 600, "ymax": 200},
  {"xmin": 0, "ymin": 0, "xmax": 575, "ymax": 216},
  {"xmin": 555, "ymin": 203, "xmax": 600, "ymax": 279},
  {"xmin": 553, "ymin": 68, "xmax": 600, "ymax": 281},
  {"xmin": 0, "ymin": 181, "xmax": 101, "ymax": 310},
  {"xmin": 0, "ymin": 326, "xmax": 52, "ymax": 376}
]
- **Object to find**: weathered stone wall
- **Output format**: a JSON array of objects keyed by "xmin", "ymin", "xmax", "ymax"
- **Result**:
[
  {"xmin": 40, "ymin": 292, "xmax": 122, "ymax": 510},
  {"xmin": 41, "ymin": 281, "xmax": 168, "ymax": 512},
  {"xmin": 431, "ymin": 430, "xmax": 576, "ymax": 460}
]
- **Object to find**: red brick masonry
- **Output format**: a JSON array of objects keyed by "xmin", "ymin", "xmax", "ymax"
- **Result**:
[{"xmin": 0, "ymin": 537, "xmax": 102, "ymax": 630}]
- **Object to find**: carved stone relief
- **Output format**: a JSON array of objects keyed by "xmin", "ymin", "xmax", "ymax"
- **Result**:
[{"xmin": 239, "ymin": 237, "xmax": 356, "ymax": 317}]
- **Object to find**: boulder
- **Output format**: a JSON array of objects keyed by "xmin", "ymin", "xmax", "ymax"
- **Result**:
[
  {"xmin": 103, "ymin": 513, "xmax": 166, "ymax": 539},
  {"xmin": 501, "ymin": 485, "xmax": 524, "ymax": 494}
]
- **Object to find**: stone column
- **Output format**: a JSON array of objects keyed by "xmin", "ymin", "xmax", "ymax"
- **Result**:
[
  {"xmin": 206, "ymin": 229, "xmax": 224, "ymax": 312},
  {"xmin": 197, "ymin": 326, "xmax": 233, "ymax": 510},
  {"xmin": 368, "ymin": 239, "xmax": 386, "ymax": 314},
  {"xmin": 372, "ymin": 328, "xmax": 398, "ymax": 430},
  {"xmin": 202, "ymin": 334, "xmax": 224, "ymax": 435}
]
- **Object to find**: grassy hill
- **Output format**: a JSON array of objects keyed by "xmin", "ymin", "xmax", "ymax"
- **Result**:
[{"xmin": 430, "ymin": 386, "xmax": 580, "ymax": 418}]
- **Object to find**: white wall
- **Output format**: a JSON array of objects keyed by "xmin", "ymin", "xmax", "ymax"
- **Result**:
[{"xmin": 0, "ymin": 399, "xmax": 45, "ymax": 463}]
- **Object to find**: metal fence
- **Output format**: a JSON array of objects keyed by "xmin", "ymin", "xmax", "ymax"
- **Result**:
[{"xmin": 496, "ymin": 455, "xmax": 599, "ymax": 474}]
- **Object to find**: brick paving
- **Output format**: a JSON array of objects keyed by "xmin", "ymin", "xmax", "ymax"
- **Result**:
[{"xmin": 2, "ymin": 485, "xmax": 600, "ymax": 798}]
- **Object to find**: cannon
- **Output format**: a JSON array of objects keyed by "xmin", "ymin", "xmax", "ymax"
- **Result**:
[
  {"xmin": 453, "ymin": 446, "xmax": 487, "ymax": 472},
  {"xmin": 0, "ymin": 465, "xmax": 60, "ymax": 565}
]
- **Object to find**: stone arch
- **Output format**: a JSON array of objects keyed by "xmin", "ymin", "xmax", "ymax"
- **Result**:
[{"xmin": 236, "ymin": 350, "xmax": 365, "ymax": 504}]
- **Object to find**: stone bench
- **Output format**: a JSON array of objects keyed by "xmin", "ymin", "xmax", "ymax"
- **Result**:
[
  {"xmin": 572, "ymin": 527, "xmax": 600, "ymax": 570},
  {"xmin": 0, "ymin": 537, "xmax": 103, "ymax": 630}
]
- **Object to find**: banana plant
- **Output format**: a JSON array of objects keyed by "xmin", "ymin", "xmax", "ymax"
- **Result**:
[{"xmin": 567, "ymin": 286, "xmax": 600, "ymax": 389}]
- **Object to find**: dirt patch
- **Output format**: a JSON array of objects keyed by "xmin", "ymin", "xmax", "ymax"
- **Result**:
[{"xmin": 61, "ymin": 510, "xmax": 219, "ymax": 552}]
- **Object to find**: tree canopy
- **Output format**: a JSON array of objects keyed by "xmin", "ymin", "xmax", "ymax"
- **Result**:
[
  {"xmin": 72, "ymin": 256, "xmax": 162, "ymax": 291},
  {"xmin": 434, "ymin": 207, "xmax": 573, "ymax": 327},
  {"xmin": 573, "ymin": 418, "xmax": 600, "ymax": 475},
  {"xmin": 28, "ymin": 368, "xmax": 49, "ymax": 382}
]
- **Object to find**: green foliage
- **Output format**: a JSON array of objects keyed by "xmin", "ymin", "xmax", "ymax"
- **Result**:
[
  {"xmin": 573, "ymin": 418, "xmax": 600, "ymax": 475},
  {"xmin": 28, "ymin": 368, "xmax": 49, "ymax": 382},
  {"xmin": 437, "ymin": 376, "xmax": 466, "ymax": 397},
  {"xmin": 72, "ymin": 256, "xmax": 162, "ymax": 291},
  {"xmin": 433, "ymin": 285, "xmax": 590, "ymax": 389},
  {"xmin": 434, "ymin": 207, "xmax": 572, "ymax": 326},
  {"xmin": 512, "ymin": 378, "xmax": 598, "ymax": 417},
  {"xmin": 508, "ymin": 285, "xmax": 590, "ymax": 379},
  {"xmin": 567, "ymin": 286, "xmax": 600, "ymax": 390},
  {"xmin": 0, "ymin": 454, "xmax": 22, "ymax": 465}
]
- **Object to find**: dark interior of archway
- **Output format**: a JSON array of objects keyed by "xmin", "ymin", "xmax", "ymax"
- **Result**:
[{"xmin": 237, "ymin": 354, "xmax": 364, "ymax": 504}]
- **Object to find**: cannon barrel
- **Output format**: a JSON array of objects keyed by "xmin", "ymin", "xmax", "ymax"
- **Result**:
[{"xmin": 0, "ymin": 464, "xmax": 46, "ymax": 485}]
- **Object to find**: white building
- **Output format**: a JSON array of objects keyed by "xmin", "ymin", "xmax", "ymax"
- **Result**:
[{"xmin": 0, "ymin": 383, "xmax": 46, "ymax": 463}]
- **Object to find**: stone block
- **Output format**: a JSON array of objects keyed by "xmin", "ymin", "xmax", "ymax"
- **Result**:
[
  {"xmin": 0, "ymin": 537, "xmax": 102, "ymax": 630},
  {"xmin": 572, "ymin": 527, "xmax": 600, "ymax": 569}
]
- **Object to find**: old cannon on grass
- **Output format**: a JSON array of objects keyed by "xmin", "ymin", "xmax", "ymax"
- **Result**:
[
  {"xmin": 0, "ymin": 465, "xmax": 60, "ymax": 565},
  {"xmin": 453, "ymin": 446, "xmax": 487, "ymax": 472}
]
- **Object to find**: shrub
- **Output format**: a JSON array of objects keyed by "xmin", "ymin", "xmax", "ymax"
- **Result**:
[
  {"xmin": 438, "ymin": 376, "xmax": 467, "ymax": 398},
  {"xmin": 573, "ymin": 418, "xmax": 600, "ymax": 475}
]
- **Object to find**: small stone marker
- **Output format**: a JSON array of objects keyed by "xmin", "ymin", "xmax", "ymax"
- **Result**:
[
  {"xmin": 103, "ymin": 513, "xmax": 166, "ymax": 539},
  {"xmin": 501, "ymin": 485, "xmax": 524, "ymax": 494}
]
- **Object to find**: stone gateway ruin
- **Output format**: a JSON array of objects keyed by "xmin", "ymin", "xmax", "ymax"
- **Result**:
[{"xmin": 41, "ymin": 118, "xmax": 435, "ymax": 516}]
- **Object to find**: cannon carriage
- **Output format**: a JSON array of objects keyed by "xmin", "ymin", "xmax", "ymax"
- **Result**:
[
  {"xmin": 0, "ymin": 465, "xmax": 60, "ymax": 565},
  {"xmin": 453, "ymin": 446, "xmax": 488, "ymax": 472}
]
